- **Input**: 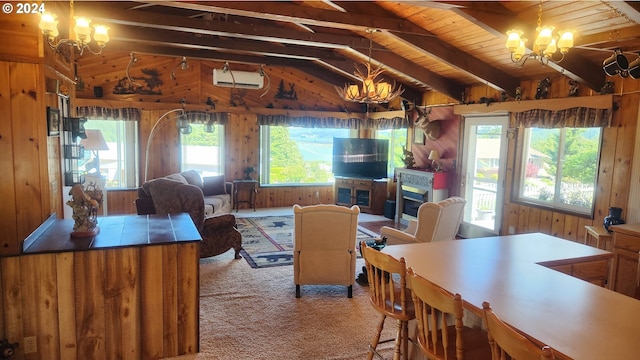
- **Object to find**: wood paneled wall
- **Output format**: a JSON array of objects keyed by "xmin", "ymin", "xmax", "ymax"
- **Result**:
[
  {"xmin": 0, "ymin": 242, "xmax": 199, "ymax": 360},
  {"xmin": 446, "ymin": 75, "xmax": 640, "ymax": 240}
]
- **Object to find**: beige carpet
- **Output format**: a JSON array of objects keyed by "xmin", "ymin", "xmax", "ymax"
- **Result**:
[{"xmin": 165, "ymin": 249, "xmax": 403, "ymax": 360}]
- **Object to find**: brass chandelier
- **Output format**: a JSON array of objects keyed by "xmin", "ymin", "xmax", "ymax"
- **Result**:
[
  {"xmin": 38, "ymin": 0, "xmax": 110, "ymax": 57},
  {"xmin": 505, "ymin": 0, "xmax": 574, "ymax": 67},
  {"xmin": 336, "ymin": 28, "xmax": 403, "ymax": 104}
]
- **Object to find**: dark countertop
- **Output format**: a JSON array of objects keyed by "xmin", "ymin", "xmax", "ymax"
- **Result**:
[{"xmin": 23, "ymin": 213, "xmax": 202, "ymax": 254}]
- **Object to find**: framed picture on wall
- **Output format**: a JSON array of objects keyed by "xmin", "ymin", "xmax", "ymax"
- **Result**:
[
  {"xmin": 47, "ymin": 107, "xmax": 61, "ymax": 136},
  {"xmin": 413, "ymin": 124, "xmax": 424, "ymax": 144}
]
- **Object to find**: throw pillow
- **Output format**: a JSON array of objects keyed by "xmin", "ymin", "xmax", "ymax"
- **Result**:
[
  {"xmin": 180, "ymin": 170, "xmax": 203, "ymax": 189},
  {"xmin": 203, "ymin": 175, "xmax": 226, "ymax": 196},
  {"xmin": 165, "ymin": 173, "xmax": 188, "ymax": 184}
]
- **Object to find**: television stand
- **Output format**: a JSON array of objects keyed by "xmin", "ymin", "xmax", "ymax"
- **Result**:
[{"xmin": 334, "ymin": 176, "xmax": 388, "ymax": 215}]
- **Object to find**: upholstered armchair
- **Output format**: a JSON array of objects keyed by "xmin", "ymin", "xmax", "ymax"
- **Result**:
[
  {"xmin": 138, "ymin": 177, "xmax": 243, "ymax": 259},
  {"xmin": 381, "ymin": 196, "xmax": 466, "ymax": 245},
  {"xmin": 293, "ymin": 204, "xmax": 360, "ymax": 298}
]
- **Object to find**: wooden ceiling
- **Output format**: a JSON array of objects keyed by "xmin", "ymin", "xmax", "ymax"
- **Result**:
[{"xmin": 69, "ymin": 1, "xmax": 640, "ymax": 104}]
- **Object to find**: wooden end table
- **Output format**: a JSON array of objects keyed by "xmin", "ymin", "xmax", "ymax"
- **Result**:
[{"xmin": 234, "ymin": 179, "xmax": 258, "ymax": 212}]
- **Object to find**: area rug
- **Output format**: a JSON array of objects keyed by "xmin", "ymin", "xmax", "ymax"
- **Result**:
[{"xmin": 236, "ymin": 215, "xmax": 377, "ymax": 268}]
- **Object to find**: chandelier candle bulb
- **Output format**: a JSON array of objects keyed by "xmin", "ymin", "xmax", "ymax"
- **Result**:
[
  {"xmin": 535, "ymin": 26, "xmax": 554, "ymax": 48},
  {"xmin": 74, "ymin": 17, "xmax": 92, "ymax": 43},
  {"xmin": 93, "ymin": 25, "xmax": 110, "ymax": 46}
]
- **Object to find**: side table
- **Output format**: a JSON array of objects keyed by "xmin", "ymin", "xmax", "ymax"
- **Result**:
[
  {"xmin": 234, "ymin": 179, "xmax": 258, "ymax": 212},
  {"xmin": 584, "ymin": 225, "xmax": 613, "ymax": 251}
]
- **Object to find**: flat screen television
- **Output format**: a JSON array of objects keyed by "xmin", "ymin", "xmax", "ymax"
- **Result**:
[{"xmin": 332, "ymin": 137, "xmax": 388, "ymax": 179}]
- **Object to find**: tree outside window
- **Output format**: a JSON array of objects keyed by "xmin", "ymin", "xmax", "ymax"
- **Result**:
[{"xmin": 518, "ymin": 127, "xmax": 600, "ymax": 215}]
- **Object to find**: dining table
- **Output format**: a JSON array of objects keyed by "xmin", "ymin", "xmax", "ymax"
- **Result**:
[{"xmin": 382, "ymin": 232, "xmax": 640, "ymax": 360}]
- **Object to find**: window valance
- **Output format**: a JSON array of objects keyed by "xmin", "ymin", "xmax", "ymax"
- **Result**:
[
  {"xmin": 511, "ymin": 107, "xmax": 612, "ymax": 128},
  {"xmin": 258, "ymin": 114, "xmax": 361, "ymax": 129},
  {"xmin": 257, "ymin": 110, "xmax": 408, "ymax": 129},
  {"xmin": 362, "ymin": 110, "xmax": 410, "ymax": 129},
  {"xmin": 76, "ymin": 106, "xmax": 140, "ymax": 121},
  {"xmin": 183, "ymin": 111, "xmax": 229, "ymax": 125}
]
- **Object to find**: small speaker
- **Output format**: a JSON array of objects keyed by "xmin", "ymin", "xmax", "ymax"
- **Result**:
[{"xmin": 93, "ymin": 86, "xmax": 103, "ymax": 98}]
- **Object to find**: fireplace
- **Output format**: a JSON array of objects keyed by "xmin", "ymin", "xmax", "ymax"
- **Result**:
[
  {"xmin": 401, "ymin": 185, "xmax": 428, "ymax": 218},
  {"xmin": 394, "ymin": 168, "xmax": 449, "ymax": 224}
]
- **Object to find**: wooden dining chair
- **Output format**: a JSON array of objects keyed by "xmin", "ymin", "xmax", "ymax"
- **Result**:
[
  {"xmin": 360, "ymin": 241, "xmax": 415, "ymax": 360},
  {"xmin": 407, "ymin": 267, "xmax": 491, "ymax": 360},
  {"xmin": 482, "ymin": 302, "xmax": 555, "ymax": 360}
]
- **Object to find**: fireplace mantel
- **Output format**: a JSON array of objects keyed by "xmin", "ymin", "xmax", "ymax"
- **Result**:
[{"xmin": 395, "ymin": 168, "xmax": 449, "ymax": 224}]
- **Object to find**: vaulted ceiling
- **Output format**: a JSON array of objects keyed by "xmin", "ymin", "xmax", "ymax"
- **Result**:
[{"xmin": 70, "ymin": 1, "xmax": 640, "ymax": 104}]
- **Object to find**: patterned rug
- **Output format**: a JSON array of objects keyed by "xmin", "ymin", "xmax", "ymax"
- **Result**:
[{"xmin": 237, "ymin": 215, "xmax": 377, "ymax": 269}]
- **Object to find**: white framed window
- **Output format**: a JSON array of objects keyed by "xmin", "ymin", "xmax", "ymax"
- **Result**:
[
  {"xmin": 83, "ymin": 120, "xmax": 139, "ymax": 189},
  {"xmin": 515, "ymin": 127, "xmax": 601, "ymax": 215},
  {"xmin": 259, "ymin": 126, "xmax": 350, "ymax": 185},
  {"xmin": 376, "ymin": 128, "xmax": 408, "ymax": 177},
  {"xmin": 180, "ymin": 123, "xmax": 225, "ymax": 177}
]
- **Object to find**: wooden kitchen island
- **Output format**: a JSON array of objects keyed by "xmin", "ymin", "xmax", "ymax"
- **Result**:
[{"xmin": 1, "ymin": 213, "xmax": 201, "ymax": 360}]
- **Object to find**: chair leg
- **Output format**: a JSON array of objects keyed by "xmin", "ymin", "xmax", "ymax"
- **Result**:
[
  {"xmin": 295, "ymin": 285, "xmax": 301, "ymax": 298},
  {"xmin": 393, "ymin": 320, "xmax": 403, "ymax": 360},
  {"xmin": 368, "ymin": 315, "xmax": 386, "ymax": 360},
  {"xmin": 348, "ymin": 285, "xmax": 353, "ymax": 298},
  {"xmin": 401, "ymin": 320, "xmax": 409, "ymax": 360}
]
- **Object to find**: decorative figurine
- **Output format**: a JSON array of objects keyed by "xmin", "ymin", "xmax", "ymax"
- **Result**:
[
  {"xmin": 535, "ymin": 77, "xmax": 551, "ymax": 99},
  {"xmin": 401, "ymin": 146, "xmax": 416, "ymax": 169},
  {"xmin": 244, "ymin": 166, "xmax": 255, "ymax": 180},
  {"xmin": 66, "ymin": 183, "xmax": 103, "ymax": 237}
]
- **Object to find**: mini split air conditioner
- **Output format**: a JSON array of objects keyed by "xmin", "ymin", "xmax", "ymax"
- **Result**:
[{"xmin": 213, "ymin": 69, "xmax": 264, "ymax": 89}]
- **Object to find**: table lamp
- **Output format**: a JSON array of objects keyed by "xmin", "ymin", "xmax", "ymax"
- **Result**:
[
  {"xmin": 81, "ymin": 129, "xmax": 109, "ymax": 176},
  {"xmin": 428, "ymin": 150, "xmax": 441, "ymax": 171}
]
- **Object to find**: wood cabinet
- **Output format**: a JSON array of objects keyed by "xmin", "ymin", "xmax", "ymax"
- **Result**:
[
  {"xmin": 543, "ymin": 259, "xmax": 612, "ymax": 288},
  {"xmin": 334, "ymin": 177, "xmax": 387, "ymax": 214},
  {"xmin": 610, "ymin": 224, "xmax": 640, "ymax": 299},
  {"xmin": 0, "ymin": 214, "xmax": 201, "ymax": 359}
]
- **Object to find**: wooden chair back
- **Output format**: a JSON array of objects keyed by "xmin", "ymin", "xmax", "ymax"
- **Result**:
[
  {"xmin": 361, "ymin": 242, "xmax": 413, "ymax": 320},
  {"xmin": 482, "ymin": 302, "xmax": 555, "ymax": 360},
  {"xmin": 408, "ymin": 267, "xmax": 490, "ymax": 360}
]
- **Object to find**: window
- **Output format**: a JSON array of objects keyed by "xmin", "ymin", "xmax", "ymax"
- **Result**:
[
  {"xmin": 376, "ymin": 128, "xmax": 407, "ymax": 177},
  {"xmin": 83, "ymin": 120, "xmax": 139, "ymax": 189},
  {"xmin": 516, "ymin": 127, "xmax": 601, "ymax": 215},
  {"xmin": 260, "ymin": 126, "xmax": 350, "ymax": 185},
  {"xmin": 181, "ymin": 123, "xmax": 225, "ymax": 177}
]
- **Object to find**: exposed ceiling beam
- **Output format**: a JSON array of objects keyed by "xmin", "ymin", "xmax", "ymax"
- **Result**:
[
  {"xmin": 75, "ymin": 3, "xmax": 377, "ymax": 50},
  {"xmin": 108, "ymin": 25, "xmax": 346, "ymax": 61},
  {"xmin": 452, "ymin": 2, "xmax": 606, "ymax": 91},
  {"xmin": 136, "ymin": 1, "xmax": 430, "ymax": 35},
  {"xmin": 333, "ymin": 2, "xmax": 521, "ymax": 95}
]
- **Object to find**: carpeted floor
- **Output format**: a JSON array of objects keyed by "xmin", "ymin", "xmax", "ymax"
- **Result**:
[
  {"xmin": 236, "ymin": 215, "xmax": 383, "ymax": 268},
  {"xmin": 163, "ymin": 250, "xmax": 406, "ymax": 360}
]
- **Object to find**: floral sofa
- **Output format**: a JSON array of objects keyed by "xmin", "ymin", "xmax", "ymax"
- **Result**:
[
  {"xmin": 135, "ymin": 170, "xmax": 242, "ymax": 259},
  {"xmin": 136, "ymin": 170, "xmax": 233, "ymax": 217}
]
